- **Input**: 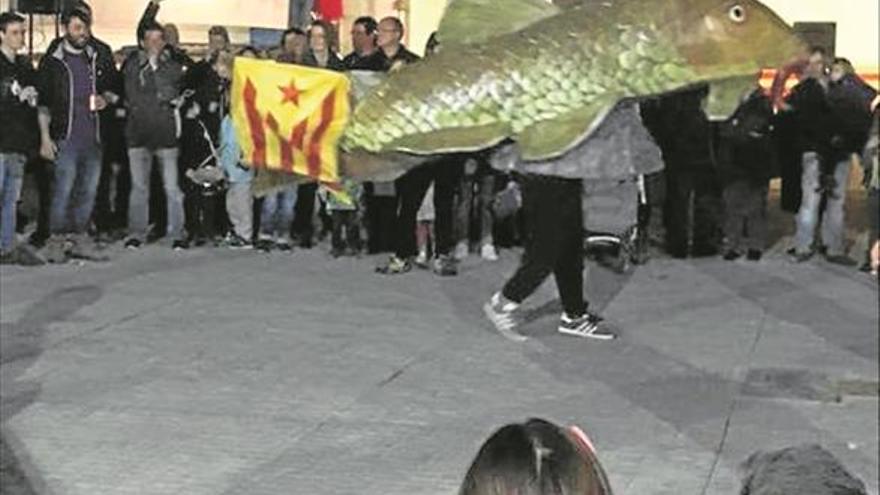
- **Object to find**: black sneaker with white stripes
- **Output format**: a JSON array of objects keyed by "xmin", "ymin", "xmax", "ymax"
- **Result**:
[{"xmin": 558, "ymin": 312, "xmax": 615, "ymax": 340}]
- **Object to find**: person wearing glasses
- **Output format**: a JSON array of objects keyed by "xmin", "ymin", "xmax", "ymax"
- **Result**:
[{"xmin": 376, "ymin": 16, "xmax": 419, "ymax": 71}]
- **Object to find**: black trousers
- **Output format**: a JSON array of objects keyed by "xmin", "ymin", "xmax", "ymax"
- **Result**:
[
  {"xmin": 28, "ymin": 157, "xmax": 52, "ymax": 243},
  {"xmin": 664, "ymin": 168, "xmax": 722, "ymax": 256},
  {"xmin": 502, "ymin": 174, "xmax": 586, "ymax": 317},
  {"xmin": 365, "ymin": 185, "xmax": 397, "ymax": 254},
  {"xmin": 293, "ymin": 182, "xmax": 318, "ymax": 245},
  {"xmin": 722, "ymin": 180, "xmax": 768, "ymax": 252},
  {"xmin": 393, "ymin": 157, "xmax": 463, "ymax": 259}
]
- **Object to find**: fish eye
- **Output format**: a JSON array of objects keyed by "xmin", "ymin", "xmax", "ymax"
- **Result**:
[{"xmin": 728, "ymin": 4, "xmax": 746, "ymax": 23}]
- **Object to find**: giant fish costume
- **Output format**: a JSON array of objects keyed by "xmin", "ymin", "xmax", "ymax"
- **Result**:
[{"xmin": 340, "ymin": 0, "xmax": 807, "ymax": 180}]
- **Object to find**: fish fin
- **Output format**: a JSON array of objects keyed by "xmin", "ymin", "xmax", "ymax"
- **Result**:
[
  {"xmin": 516, "ymin": 101, "xmax": 616, "ymax": 161},
  {"xmin": 391, "ymin": 123, "xmax": 510, "ymax": 155},
  {"xmin": 704, "ymin": 75, "xmax": 760, "ymax": 121},
  {"xmin": 437, "ymin": 0, "xmax": 560, "ymax": 48}
]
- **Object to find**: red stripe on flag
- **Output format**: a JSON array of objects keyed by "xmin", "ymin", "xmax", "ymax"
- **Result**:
[
  {"xmin": 265, "ymin": 113, "xmax": 294, "ymax": 172},
  {"xmin": 243, "ymin": 79, "xmax": 266, "ymax": 167},
  {"xmin": 290, "ymin": 120, "xmax": 307, "ymax": 152},
  {"xmin": 307, "ymin": 90, "xmax": 336, "ymax": 179}
]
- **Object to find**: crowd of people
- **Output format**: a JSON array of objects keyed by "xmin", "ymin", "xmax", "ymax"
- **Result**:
[
  {"xmin": 0, "ymin": 2, "xmax": 510, "ymax": 275},
  {"xmin": 0, "ymin": 1, "xmax": 877, "ymax": 287}
]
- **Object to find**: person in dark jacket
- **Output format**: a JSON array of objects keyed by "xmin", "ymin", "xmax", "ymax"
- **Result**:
[
  {"xmin": 122, "ymin": 21, "xmax": 187, "ymax": 250},
  {"xmin": 816, "ymin": 58, "xmax": 879, "ymax": 266},
  {"xmin": 37, "ymin": 7, "xmax": 114, "ymax": 262},
  {"xmin": 136, "ymin": 0, "xmax": 195, "ymax": 69},
  {"xmin": 306, "ymin": 20, "xmax": 344, "ymax": 70},
  {"xmin": 786, "ymin": 48, "xmax": 868, "ymax": 264},
  {"xmin": 180, "ymin": 40, "xmax": 232, "ymax": 246},
  {"xmin": 716, "ymin": 88, "xmax": 776, "ymax": 261},
  {"xmin": 0, "ymin": 12, "xmax": 39, "ymax": 262},
  {"xmin": 43, "ymin": 1, "xmax": 124, "ymax": 242},
  {"xmin": 376, "ymin": 16, "xmax": 420, "ymax": 70},
  {"xmin": 645, "ymin": 86, "xmax": 722, "ymax": 258},
  {"xmin": 342, "ymin": 16, "xmax": 384, "ymax": 71}
]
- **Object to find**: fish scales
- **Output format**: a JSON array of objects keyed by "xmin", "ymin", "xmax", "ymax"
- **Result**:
[{"xmin": 342, "ymin": 5, "xmax": 688, "ymax": 154}]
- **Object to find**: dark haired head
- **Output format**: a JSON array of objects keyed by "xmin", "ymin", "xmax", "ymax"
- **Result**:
[
  {"xmin": 61, "ymin": 6, "xmax": 92, "ymax": 27},
  {"xmin": 281, "ymin": 27, "xmax": 306, "ymax": 47},
  {"xmin": 353, "ymin": 16, "xmax": 378, "ymax": 35},
  {"xmin": 140, "ymin": 20, "xmax": 164, "ymax": 40},
  {"xmin": 209, "ymin": 25, "xmax": 230, "ymax": 43},
  {"xmin": 0, "ymin": 11, "xmax": 26, "ymax": 33},
  {"xmin": 459, "ymin": 418, "xmax": 612, "ymax": 495}
]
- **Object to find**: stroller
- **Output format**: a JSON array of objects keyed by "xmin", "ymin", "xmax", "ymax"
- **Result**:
[{"xmin": 582, "ymin": 174, "xmax": 649, "ymax": 274}]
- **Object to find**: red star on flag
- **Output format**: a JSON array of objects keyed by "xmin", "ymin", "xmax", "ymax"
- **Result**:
[{"xmin": 279, "ymin": 80, "xmax": 301, "ymax": 106}]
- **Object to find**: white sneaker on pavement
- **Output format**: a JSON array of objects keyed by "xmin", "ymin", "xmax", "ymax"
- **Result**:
[{"xmin": 480, "ymin": 244, "xmax": 499, "ymax": 261}]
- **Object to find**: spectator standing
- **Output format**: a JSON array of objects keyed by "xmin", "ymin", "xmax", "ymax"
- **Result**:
[
  {"xmin": 819, "ymin": 57, "xmax": 878, "ymax": 266},
  {"xmin": 415, "ymin": 183, "xmax": 435, "ymax": 267},
  {"xmin": 646, "ymin": 86, "xmax": 721, "ymax": 258},
  {"xmin": 122, "ymin": 21, "xmax": 187, "ymax": 250},
  {"xmin": 0, "ymin": 12, "xmax": 39, "ymax": 263},
  {"xmin": 320, "ymin": 180, "xmax": 363, "ymax": 257},
  {"xmin": 277, "ymin": 27, "xmax": 309, "ymax": 65},
  {"xmin": 342, "ymin": 16, "xmax": 384, "ymax": 71},
  {"xmin": 218, "ymin": 49, "xmax": 254, "ymax": 249},
  {"xmin": 37, "ymin": 7, "xmax": 114, "ymax": 262},
  {"xmin": 716, "ymin": 88, "xmax": 776, "ymax": 262},
  {"xmin": 786, "ymin": 48, "xmax": 872, "ymax": 264},
  {"xmin": 454, "ymin": 156, "xmax": 499, "ymax": 262},
  {"xmin": 375, "ymin": 16, "xmax": 419, "ymax": 70},
  {"xmin": 182, "ymin": 29, "xmax": 232, "ymax": 246},
  {"xmin": 292, "ymin": 20, "xmax": 344, "ymax": 248},
  {"xmin": 137, "ymin": 0, "xmax": 195, "ymax": 69}
]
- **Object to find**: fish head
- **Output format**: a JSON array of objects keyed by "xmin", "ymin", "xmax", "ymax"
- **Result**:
[{"xmin": 668, "ymin": 0, "xmax": 808, "ymax": 118}]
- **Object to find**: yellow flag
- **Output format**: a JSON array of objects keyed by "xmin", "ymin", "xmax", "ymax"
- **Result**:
[{"xmin": 231, "ymin": 57, "xmax": 350, "ymax": 184}]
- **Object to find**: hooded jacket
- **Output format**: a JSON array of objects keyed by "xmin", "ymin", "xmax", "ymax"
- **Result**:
[{"xmin": 37, "ymin": 39, "xmax": 115, "ymax": 142}]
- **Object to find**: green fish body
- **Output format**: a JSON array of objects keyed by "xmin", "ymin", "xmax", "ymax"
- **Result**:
[{"xmin": 341, "ymin": 0, "xmax": 806, "ymax": 178}]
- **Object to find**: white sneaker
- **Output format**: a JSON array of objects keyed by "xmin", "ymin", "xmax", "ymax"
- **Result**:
[
  {"xmin": 415, "ymin": 251, "xmax": 429, "ymax": 268},
  {"xmin": 480, "ymin": 244, "xmax": 499, "ymax": 261},
  {"xmin": 454, "ymin": 241, "xmax": 469, "ymax": 260},
  {"xmin": 483, "ymin": 293, "xmax": 526, "ymax": 342}
]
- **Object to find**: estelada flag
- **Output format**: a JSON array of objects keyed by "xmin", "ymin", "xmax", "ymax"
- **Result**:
[{"xmin": 231, "ymin": 57, "xmax": 350, "ymax": 184}]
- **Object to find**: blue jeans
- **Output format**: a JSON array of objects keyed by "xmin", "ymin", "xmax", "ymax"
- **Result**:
[
  {"xmin": 0, "ymin": 153, "xmax": 26, "ymax": 253},
  {"xmin": 794, "ymin": 152, "xmax": 851, "ymax": 256},
  {"xmin": 50, "ymin": 141, "xmax": 102, "ymax": 234},
  {"xmin": 260, "ymin": 188, "xmax": 297, "ymax": 241},
  {"xmin": 128, "ymin": 147, "xmax": 185, "ymax": 242}
]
